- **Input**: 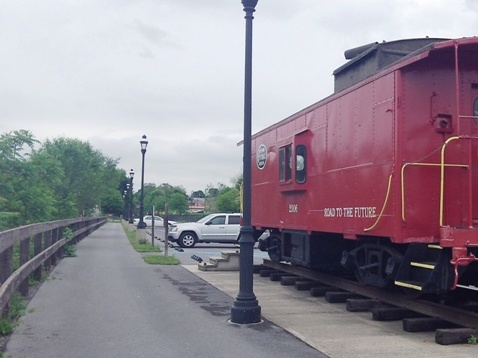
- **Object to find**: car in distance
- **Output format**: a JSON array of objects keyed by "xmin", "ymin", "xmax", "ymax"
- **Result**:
[
  {"xmin": 133, "ymin": 215, "xmax": 177, "ymax": 228},
  {"xmin": 168, "ymin": 213, "xmax": 241, "ymax": 248}
]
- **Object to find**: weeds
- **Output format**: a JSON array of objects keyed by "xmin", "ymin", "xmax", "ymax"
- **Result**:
[
  {"xmin": 122, "ymin": 223, "xmax": 180, "ymax": 265},
  {"xmin": 143, "ymin": 255, "xmax": 180, "ymax": 265},
  {"xmin": 468, "ymin": 335, "xmax": 478, "ymax": 345},
  {"xmin": 63, "ymin": 244, "xmax": 77, "ymax": 257},
  {"xmin": 0, "ymin": 293, "xmax": 27, "ymax": 336},
  {"xmin": 125, "ymin": 228, "xmax": 161, "ymax": 253}
]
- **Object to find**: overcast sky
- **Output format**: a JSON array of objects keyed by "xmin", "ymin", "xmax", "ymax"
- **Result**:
[{"xmin": 1, "ymin": 1, "xmax": 477, "ymax": 194}]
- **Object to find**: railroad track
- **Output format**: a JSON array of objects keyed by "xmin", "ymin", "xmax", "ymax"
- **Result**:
[{"xmin": 259, "ymin": 259, "xmax": 478, "ymax": 345}]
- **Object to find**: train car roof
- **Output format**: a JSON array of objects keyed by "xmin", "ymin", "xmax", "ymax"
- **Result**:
[
  {"xmin": 333, "ymin": 37, "xmax": 449, "ymax": 92},
  {"xmin": 249, "ymin": 37, "xmax": 478, "ymax": 142}
]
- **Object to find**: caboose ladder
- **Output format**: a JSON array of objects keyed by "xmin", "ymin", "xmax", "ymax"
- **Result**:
[{"xmin": 394, "ymin": 244, "xmax": 452, "ymax": 294}]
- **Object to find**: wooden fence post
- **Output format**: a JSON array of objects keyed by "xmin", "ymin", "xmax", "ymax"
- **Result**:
[
  {"xmin": 44, "ymin": 230, "xmax": 52, "ymax": 270},
  {"xmin": 0, "ymin": 247, "xmax": 12, "ymax": 285},
  {"xmin": 18, "ymin": 237, "xmax": 31, "ymax": 297},
  {"xmin": 33, "ymin": 232, "xmax": 43, "ymax": 283}
]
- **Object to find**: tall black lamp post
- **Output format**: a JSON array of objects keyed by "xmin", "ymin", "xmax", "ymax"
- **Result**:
[
  {"xmin": 125, "ymin": 184, "xmax": 130, "ymax": 220},
  {"xmin": 136, "ymin": 135, "xmax": 148, "ymax": 241},
  {"xmin": 231, "ymin": 0, "xmax": 261, "ymax": 324},
  {"xmin": 128, "ymin": 169, "xmax": 134, "ymax": 225},
  {"xmin": 122, "ymin": 191, "xmax": 127, "ymax": 220}
]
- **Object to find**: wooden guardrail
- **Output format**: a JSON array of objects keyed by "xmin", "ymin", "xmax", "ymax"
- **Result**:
[{"xmin": 0, "ymin": 217, "xmax": 107, "ymax": 312}]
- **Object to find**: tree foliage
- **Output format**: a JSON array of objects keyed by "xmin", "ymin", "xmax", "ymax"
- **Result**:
[
  {"xmin": 0, "ymin": 131, "xmax": 125, "ymax": 229},
  {"xmin": 142, "ymin": 183, "xmax": 188, "ymax": 215},
  {"xmin": 37, "ymin": 137, "xmax": 121, "ymax": 217},
  {"xmin": 204, "ymin": 179, "xmax": 242, "ymax": 213},
  {"xmin": 0, "ymin": 129, "xmax": 243, "ymax": 230},
  {"xmin": 216, "ymin": 187, "xmax": 240, "ymax": 213}
]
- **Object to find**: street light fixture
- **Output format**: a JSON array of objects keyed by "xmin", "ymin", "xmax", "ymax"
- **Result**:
[
  {"xmin": 129, "ymin": 169, "xmax": 134, "ymax": 226},
  {"xmin": 230, "ymin": 0, "xmax": 261, "ymax": 324},
  {"xmin": 136, "ymin": 135, "xmax": 148, "ymax": 242}
]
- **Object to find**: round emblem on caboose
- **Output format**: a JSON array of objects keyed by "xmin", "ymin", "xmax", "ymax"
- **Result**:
[{"xmin": 257, "ymin": 144, "xmax": 267, "ymax": 170}]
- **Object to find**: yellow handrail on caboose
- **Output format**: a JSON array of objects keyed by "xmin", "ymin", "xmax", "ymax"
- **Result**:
[
  {"xmin": 439, "ymin": 136, "xmax": 461, "ymax": 226},
  {"xmin": 364, "ymin": 174, "xmax": 393, "ymax": 232},
  {"xmin": 401, "ymin": 136, "xmax": 469, "ymax": 226}
]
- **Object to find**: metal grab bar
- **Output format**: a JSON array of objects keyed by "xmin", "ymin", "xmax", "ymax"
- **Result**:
[
  {"xmin": 401, "ymin": 158, "xmax": 468, "ymax": 222},
  {"xmin": 364, "ymin": 174, "xmax": 393, "ymax": 232},
  {"xmin": 440, "ymin": 136, "xmax": 461, "ymax": 226}
]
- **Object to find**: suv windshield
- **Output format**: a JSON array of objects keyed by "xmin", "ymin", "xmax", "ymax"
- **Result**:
[{"xmin": 197, "ymin": 214, "xmax": 216, "ymax": 223}]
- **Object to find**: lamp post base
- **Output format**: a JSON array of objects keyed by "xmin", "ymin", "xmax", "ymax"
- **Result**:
[
  {"xmin": 230, "ymin": 300, "xmax": 261, "ymax": 324},
  {"xmin": 230, "ymin": 226, "xmax": 261, "ymax": 324},
  {"xmin": 136, "ymin": 227, "xmax": 147, "ymax": 242}
]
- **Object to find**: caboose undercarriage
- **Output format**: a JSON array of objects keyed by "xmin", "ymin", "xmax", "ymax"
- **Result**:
[{"xmin": 258, "ymin": 230, "xmax": 478, "ymax": 296}]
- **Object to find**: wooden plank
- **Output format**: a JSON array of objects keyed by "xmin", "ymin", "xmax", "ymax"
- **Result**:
[
  {"xmin": 403, "ymin": 317, "xmax": 458, "ymax": 332},
  {"xmin": 372, "ymin": 307, "xmax": 423, "ymax": 321},
  {"xmin": 281, "ymin": 276, "xmax": 307, "ymax": 286},
  {"xmin": 325, "ymin": 292, "xmax": 360, "ymax": 303},
  {"xmin": 259, "ymin": 269, "xmax": 277, "ymax": 277},
  {"xmin": 346, "ymin": 298, "xmax": 385, "ymax": 312},
  {"xmin": 270, "ymin": 272, "xmax": 290, "ymax": 281},
  {"xmin": 435, "ymin": 328, "xmax": 478, "ymax": 345},
  {"xmin": 310, "ymin": 286, "xmax": 339, "ymax": 297},
  {"xmin": 19, "ymin": 237, "xmax": 30, "ymax": 296},
  {"xmin": 295, "ymin": 281, "xmax": 323, "ymax": 291}
]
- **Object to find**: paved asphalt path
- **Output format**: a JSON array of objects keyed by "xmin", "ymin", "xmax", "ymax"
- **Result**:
[{"xmin": 5, "ymin": 222, "xmax": 324, "ymax": 358}]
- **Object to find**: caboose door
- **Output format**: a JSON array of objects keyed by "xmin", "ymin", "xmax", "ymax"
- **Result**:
[
  {"xmin": 469, "ymin": 86, "xmax": 478, "ymax": 223},
  {"xmin": 279, "ymin": 130, "xmax": 311, "ymax": 231}
]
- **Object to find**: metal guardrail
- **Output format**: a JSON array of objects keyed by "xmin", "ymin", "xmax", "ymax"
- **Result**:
[{"xmin": 0, "ymin": 217, "xmax": 107, "ymax": 312}]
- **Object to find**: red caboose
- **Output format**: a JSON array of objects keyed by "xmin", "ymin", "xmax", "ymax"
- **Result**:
[{"xmin": 253, "ymin": 37, "xmax": 478, "ymax": 294}]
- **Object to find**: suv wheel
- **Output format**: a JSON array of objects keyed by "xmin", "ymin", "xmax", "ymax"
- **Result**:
[{"xmin": 178, "ymin": 232, "xmax": 197, "ymax": 248}]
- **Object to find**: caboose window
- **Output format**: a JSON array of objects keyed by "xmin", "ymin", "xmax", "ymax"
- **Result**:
[
  {"xmin": 474, "ymin": 98, "xmax": 478, "ymax": 117},
  {"xmin": 279, "ymin": 145, "xmax": 292, "ymax": 182},
  {"xmin": 296, "ymin": 145, "xmax": 307, "ymax": 184}
]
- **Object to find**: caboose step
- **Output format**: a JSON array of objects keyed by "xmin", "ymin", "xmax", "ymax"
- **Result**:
[
  {"xmin": 410, "ymin": 261, "xmax": 435, "ymax": 270},
  {"xmin": 395, "ymin": 280, "xmax": 423, "ymax": 291},
  {"xmin": 394, "ymin": 243, "xmax": 453, "ymax": 294}
]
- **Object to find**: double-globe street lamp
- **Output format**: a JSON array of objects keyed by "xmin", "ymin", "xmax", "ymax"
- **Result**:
[
  {"xmin": 230, "ymin": 0, "xmax": 261, "ymax": 324},
  {"xmin": 136, "ymin": 135, "xmax": 148, "ymax": 242},
  {"xmin": 128, "ymin": 169, "xmax": 135, "ymax": 228}
]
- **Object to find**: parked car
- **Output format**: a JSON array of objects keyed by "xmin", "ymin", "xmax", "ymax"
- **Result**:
[
  {"xmin": 133, "ymin": 215, "xmax": 177, "ymax": 228},
  {"xmin": 168, "ymin": 213, "xmax": 241, "ymax": 248}
]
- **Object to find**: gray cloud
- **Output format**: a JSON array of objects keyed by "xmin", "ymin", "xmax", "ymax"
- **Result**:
[{"xmin": 1, "ymin": 0, "xmax": 476, "ymax": 193}]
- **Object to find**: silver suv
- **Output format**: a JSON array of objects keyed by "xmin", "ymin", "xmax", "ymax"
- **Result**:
[{"xmin": 168, "ymin": 213, "xmax": 241, "ymax": 248}]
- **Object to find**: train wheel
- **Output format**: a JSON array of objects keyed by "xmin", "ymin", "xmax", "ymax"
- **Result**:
[
  {"xmin": 352, "ymin": 244, "xmax": 401, "ymax": 289},
  {"xmin": 267, "ymin": 235, "xmax": 282, "ymax": 262}
]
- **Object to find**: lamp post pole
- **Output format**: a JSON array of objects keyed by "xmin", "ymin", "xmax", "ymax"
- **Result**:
[
  {"xmin": 122, "ymin": 191, "xmax": 127, "ymax": 221},
  {"xmin": 136, "ymin": 135, "xmax": 148, "ymax": 242},
  {"xmin": 231, "ymin": 0, "xmax": 261, "ymax": 324},
  {"xmin": 125, "ymin": 184, "xmax": 130, "ymax": 221},
  {"xmin": 128, "ymin": 169, "xmax": 135, "ymax": 229}
]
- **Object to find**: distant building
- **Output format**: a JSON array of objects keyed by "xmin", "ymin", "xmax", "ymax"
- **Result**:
[{"xmin": 188, "ymin": 198, "xmax": 205, "ymax": 213}]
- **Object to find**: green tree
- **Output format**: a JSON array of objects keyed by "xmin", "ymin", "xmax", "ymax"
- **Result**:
[
  {"xmin": 0, "ymin": 130, "xmax": 59, "ymax": 226},
  {"xmin": 144, "ymin": 183, "xmax": 188, "ymax": 215},
  {"xmin": 101, "ymin": 189, "xmax": 125, "ymax": 217},
  {"xmin": 191, "ymin": 190, "xmax": 205, "ymax": 198},
  {"xmin": 0, "ymin": 130, "xmax": 127, "ymax": 228},
  {"xmin": 216, "ymin": 187, "xmax": 240, "ymax": 213},
  {"xmin": 38, "ymin": 137, "xmax": 119, "ymax": 217}
]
